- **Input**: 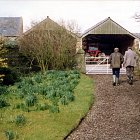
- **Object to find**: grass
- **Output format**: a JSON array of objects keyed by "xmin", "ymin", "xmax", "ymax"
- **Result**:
[{"xmin": 0, "ymin": 74, "xmax": 94, "ymax": 140}]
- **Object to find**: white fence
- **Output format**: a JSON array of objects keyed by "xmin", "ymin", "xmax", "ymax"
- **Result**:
[{"xmin": 85, "ymin": 56, "xmax": 126, "ymax": 74}]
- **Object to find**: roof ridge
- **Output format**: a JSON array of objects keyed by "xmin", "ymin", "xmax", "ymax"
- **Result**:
[
  {"xmin": 82, "ymin": 17, "xmax": 138, "ymax": 39},
  {"xmin": 82, "ymin": 17, "xmax": 110, "ymax": 37},
  {"xmin": 23, "ymin": 16, "xmax": 57, "ymax": 35}
]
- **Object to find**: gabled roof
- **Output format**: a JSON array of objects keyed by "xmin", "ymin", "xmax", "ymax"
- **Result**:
[
  {"xmin": 82, "ymin": 17, "xmax": 137, "ymax": 38},
  {"xmin": 0, "ymin": 17, "xmax": 23, "ymax": 37},
  {"xmin": 24, "ymin": 16, "xmax": 59, "ymax": 35},
  {"xmin": 24, "ymin": 16, "xmax": 80, "ymax": 39}
]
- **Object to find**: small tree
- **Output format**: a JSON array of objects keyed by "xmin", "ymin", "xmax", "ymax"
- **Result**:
[
  {"xmin": 18, "ymin": 19, "xmax": 78, "ymax": 73},
  {"xmin": 0, "ymin": 37, "xmax": 7, "ymax": 67},
  {"xmin": 0, "ymin": 37, "xmax": 7, "ymax": 82}
]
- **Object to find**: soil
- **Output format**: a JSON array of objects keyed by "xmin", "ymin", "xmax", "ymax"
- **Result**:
[{"xmin": 66, "ymin": 74, "xmax": 140, "ymax": 140}]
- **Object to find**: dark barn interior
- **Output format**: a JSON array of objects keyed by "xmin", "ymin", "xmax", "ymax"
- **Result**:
[{"xmin": 82, "ymin": 34, "xmax": 135, "ymax": 56}]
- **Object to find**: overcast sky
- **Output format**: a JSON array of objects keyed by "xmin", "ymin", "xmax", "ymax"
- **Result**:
[{"xmin": 0, "ymin": 0, "xmax": 140, "ymax": 33}]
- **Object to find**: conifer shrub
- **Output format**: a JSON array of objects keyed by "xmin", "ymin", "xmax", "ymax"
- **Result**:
[{"xmin": 0, "ymin": 67, "xmax": 20, "ymax": 85}]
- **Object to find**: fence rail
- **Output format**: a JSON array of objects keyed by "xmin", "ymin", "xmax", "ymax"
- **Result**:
[{"xmin": 85, "ymin": 56, "xmax": 126, "ymax": 74}]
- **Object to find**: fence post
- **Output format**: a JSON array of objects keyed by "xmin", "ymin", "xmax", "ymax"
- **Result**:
[
  {"xmin": 76, "ymin": 48, "xmax": 86, "ymax": 73},
  {"xmin": 107, "ymin": 57, "xmax": 108, "ymax": 74}
]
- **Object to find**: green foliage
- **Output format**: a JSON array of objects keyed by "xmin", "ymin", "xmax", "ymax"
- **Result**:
[
  {"xmin": 36, "ymin": 103, "xmax": 49, "ymax": 111},
  {"xmin": 0, "ymin": 67, "xmax": 20, "ymax": 85},
  {"xmin": 0, "ymin": 67, "xmax": 11, "ymax": 74},
  {"xmin": 5, "ymin": 130, "xmax": 14, "ymax": 140},
  {"xmin": 0, "ymin": 86, "xmax": 8, "ymax": 95},
  {"xmin": 15, "ymin": 114, "xmax": 26, "ymax": 126},
  {"xmin": 0, "ymin": 73, "xmax": 93, "ymax": 140},
  {"xmin": 0, "ymin": 97, "xmax": 10, "ymax": 108},
  {"xmin": 14, "ymin": 103, "xmax": 26, "ymax": 110},
  {"xmin": 0, "ymin": 70, "xmax": 80, "ymax": 113},
  {"xmin": 17, "ymin": 91, "xmax": 25, "ymax": 99},
  {"xmin": 0, "ymin": 37, "xmax": 8, "ymax": 68},
  {"xmin": 34, "ymin": 74, "xmax": 42, "ymax": 83},
  {"xmin": 25, "ymin": 94, "xmax": 37, "ymax": 107},
  {"xmin": 60, "ymin": 96, "xmax": 69, "ymax": 105},
  {"xmin": 49, "ymin": 104, "xmax": 59, "ymax": 113}
]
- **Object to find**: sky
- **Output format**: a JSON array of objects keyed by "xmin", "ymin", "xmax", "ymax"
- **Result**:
[{"xmin": 0, "ymin": 0, "xmax": 140, "ymax": 33}]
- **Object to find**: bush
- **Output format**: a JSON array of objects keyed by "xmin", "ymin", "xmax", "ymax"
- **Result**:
[
  {"xmin": 0, "ymin": 67, "xmax": 20, "ymax": 85},
  {"xmin": 0, "ymin": 86, "xmax": 8, "ymax": 95},
  {"xmin": 25, "ymin": 94, "xmax": 37, "ymax": 107},
  {"xmin": 49, "ymin": 104, "xmax": 59, "ymax": 113},
  {"xmin": 36, "ymin": 103, "xmax": 49, "ymax": 111},
  {"xmin": 15, "ymin": 114, "xmax": 26, "ymax": 126},
  {"xmin": 0, "ymin": 97, "xmax": 10, "ymax": 108},
  {"xmin": 14, "ymin": 103, "xmax": 26, "ymax": 109},
  {"xmin": 5, "ymin": 130, "xmax": 14, "ymax": 140}
]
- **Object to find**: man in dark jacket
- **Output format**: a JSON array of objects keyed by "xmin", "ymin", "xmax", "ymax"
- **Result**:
[{"xmin": 109, "ymin": 48, "xmax": 124, "ymax": 86}]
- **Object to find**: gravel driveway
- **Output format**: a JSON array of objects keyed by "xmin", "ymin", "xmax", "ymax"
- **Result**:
[{"xmin": 66, "ymin": 74, "xmax": 140, "ymax": 140}]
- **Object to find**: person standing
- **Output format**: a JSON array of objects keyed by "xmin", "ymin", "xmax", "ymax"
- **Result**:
[
  {"xmin": 123, "ymin": 46, "xmax": 137, "ymax": 85},
  {"xmin": 109, "ymin": 48, "xmax": 124, "ymax": 86}
]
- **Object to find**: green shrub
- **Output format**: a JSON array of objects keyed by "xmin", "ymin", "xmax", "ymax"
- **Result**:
[
  {"xmin": 0, "ymin": 67, "xmax": 11, "ymax": 74},
  {"xmin": 34, "ymin": 74, "xmax": 42, "ymax": 83},
  {"xmin": 14, "ymin": 103, "xmax": 25, "ymax": 109},
  {"xmin": 17, "ymin": 91, "xmax": 25, "ymax": 99},
  {"xmin": 0, "ymin": 86, "xmax": 8, "ymax": 95},
  {"xmin": 0, "ymin": 97, "xmax": 10, "ymax": 108},
  {"xmin": 14, "ymin": 103, "xmax": 29, "ymax": 112},
  {"xmin": 36, "ymin": 103, "xmax": 49, "ymax": 111},
  {"xmin": 25, "ymin": 94, "xmax": 37, "ymax": 107},
  {"xmin": 49, "ymin": 105, "xmax": 59, "ymax": 113},
  {"xmin": 3, "ymin": 74, "xmax": 15, "ymax": 85},
  {"xmin": 45, "ymin": 89, "xmax": 56, "ymax": 99},
  {"xmin": 5, "ymin": 130, "xmax": 14, "ymax": 140},
  {"xmin": 0, "ymin": 67, "xmax": 20, "ymax": 85},
  {"xmin": 3, "ymin": 70, "xmax": 80, "ymax": 112},
  {"xmin": 21, "ymin": 85, "xmax": 34, "ymax": 95},
  {"xmin": 59, "ymin": 96, "xmax": 69, "ymax": 105},
  {"xmin": 15, "ymin": 114, "xmax": 26, "ymax": 126},
  {"xmin": 65, "ymin": 91, "xmax": 75, "ymax": 102},
  {"xmin": 26, "ymin": 78, "xmax": 35, "ymax": 85}
]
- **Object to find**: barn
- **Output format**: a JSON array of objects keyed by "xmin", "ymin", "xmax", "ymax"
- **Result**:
[{"xmin": 82, "ymin": 17, "xmax": 139, "ymax": 56}]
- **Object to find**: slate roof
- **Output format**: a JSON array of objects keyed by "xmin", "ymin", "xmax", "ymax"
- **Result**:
[{"xmin": 0, "ymin": 17, "xmax": 23, "ymax": 37}]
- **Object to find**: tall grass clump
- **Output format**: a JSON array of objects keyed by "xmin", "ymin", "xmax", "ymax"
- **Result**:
[
  {"xmin": 15, "ymin": 114, "xmax": 26, "ymax": 126},
  {"xmin": 5, "ymin": 130, "xmax": 14, "ymax": 140}
]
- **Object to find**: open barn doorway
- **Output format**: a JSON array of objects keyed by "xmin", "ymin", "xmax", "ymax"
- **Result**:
[{"xmin": 82, "ymin": 34, "xmax": 135, "ymax": 56}]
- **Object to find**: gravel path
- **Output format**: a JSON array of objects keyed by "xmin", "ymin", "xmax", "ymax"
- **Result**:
[{"xmin": 66, "ymin": 75, "xmax": 140, "ymax": 140}]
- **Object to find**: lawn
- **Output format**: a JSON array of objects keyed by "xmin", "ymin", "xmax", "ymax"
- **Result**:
[{"xmin": 0, "ymin": 72, "xmax": 94, "ymax": 140}]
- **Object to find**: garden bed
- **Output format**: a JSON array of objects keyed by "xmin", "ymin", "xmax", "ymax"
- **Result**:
[{"xmin": 0, "ymin": 71, "xmax": 93, "ymax": 140}]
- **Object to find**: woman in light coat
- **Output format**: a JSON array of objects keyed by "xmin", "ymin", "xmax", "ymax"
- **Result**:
[{"xmin": 123, "ymin": 46, "xmax": 137, "ymax": 85}]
